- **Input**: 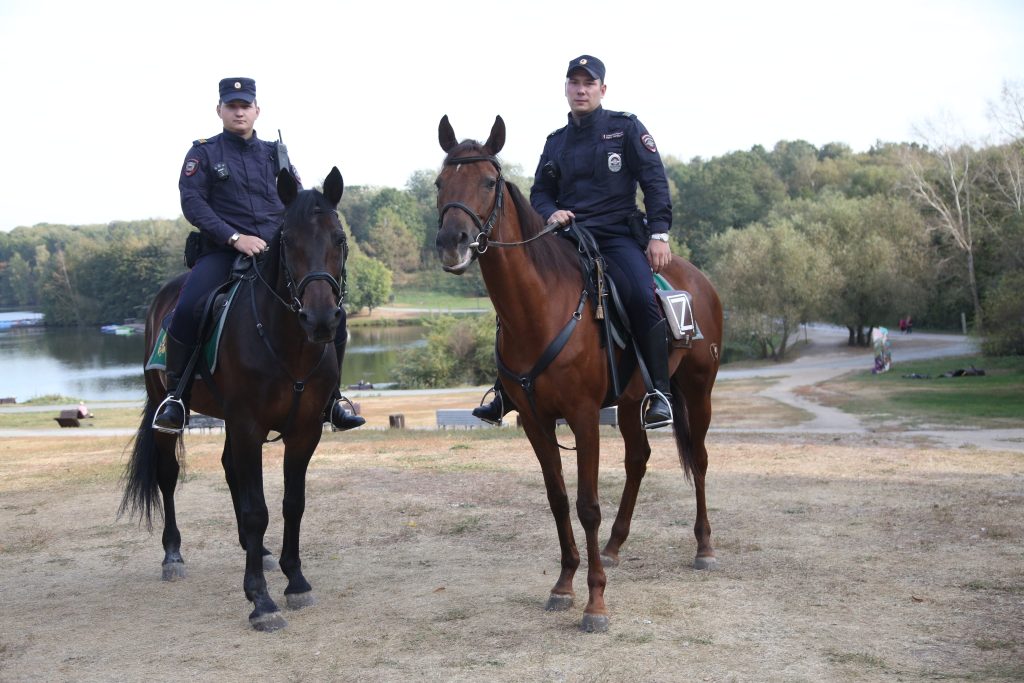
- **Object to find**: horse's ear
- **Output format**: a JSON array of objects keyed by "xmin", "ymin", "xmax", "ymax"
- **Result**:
[
  {"xmin": 439, "ymin": 115, "xmax": 458, "ymax": 152},
  {"xmin": 484, "ymin": 115, "xmax": 505, "ymax": 156},
  {"xmin": 323, "ymin": 167, "xmax": 344, "ymax": 206},
  {"xmin": 277, "ymin": 168, "xmax": 299, "ymax": 205}
]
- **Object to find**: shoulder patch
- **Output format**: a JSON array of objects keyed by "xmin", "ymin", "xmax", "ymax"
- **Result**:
[
  {"xmin": 183, "ymin": 158, "xmax": 200, "ymax": 177},
  {"xmin": 641, "ymin": 133, "xmax": 658, "ymax": 153}
]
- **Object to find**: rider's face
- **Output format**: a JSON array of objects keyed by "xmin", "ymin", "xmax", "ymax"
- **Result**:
[
  {"xmin": 565, "ymin": 70, "xmax": 606, "ymax": 119},
  {"xmin": 217, "ymin": 99, "xmax": 260, "ymax": 139}
]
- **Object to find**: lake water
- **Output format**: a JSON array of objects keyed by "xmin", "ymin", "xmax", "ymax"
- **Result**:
[{"xmin": 0, "ymin": 311, "xmax": 426, "ymax": 403}]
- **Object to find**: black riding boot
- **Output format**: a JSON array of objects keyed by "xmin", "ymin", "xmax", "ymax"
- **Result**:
[
  {"xmin": 639, "ymin": 319, "xmax": 673, "ymax": 430},
  {"xmin": 472, "ymin": 378, "xmax": 515, "ymax": 426},
  {"xmin": 325, "ymin": 337, "xmax": 365, "ymax": 431},
  {"xmin": 153, "ymin": 333, "xmax": 198, "ymax": 434}
]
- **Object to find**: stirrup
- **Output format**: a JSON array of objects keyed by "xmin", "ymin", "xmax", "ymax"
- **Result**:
[
  {"xmin": 472, "ymin": 386, "xmax": 505, "ymax": 426},
  {"xmin": 640, "ymin": 390, "xmax": 673, "ymax": 430},
  {"xmin": 328, "ymin": 395, "xmax": 365, "ymax": 431},
  {"xmin": 153, "ymin": 396, "xmax": 187, "ymax": 434}
]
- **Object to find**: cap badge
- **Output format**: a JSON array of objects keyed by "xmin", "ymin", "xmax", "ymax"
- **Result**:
[
  {"xmin": 234, "ymin": 81, "xmax": 242, "ymax": 89},
  {"xmin": 607, "ymin": 152, "xmax": 622, "ymax": 173},
  {"xmin": 580, "ymin": 58, "xmax": 588, "ymax": 65}
]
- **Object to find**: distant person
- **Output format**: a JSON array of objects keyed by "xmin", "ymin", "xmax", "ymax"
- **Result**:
[
  {"xmin": 76, "ymin": 401, "xmax": 91, "ymax": 419},
  {"xmin": 906, "ymin": 316, "xmax": 913, "ymax": 334},
  {"xmin": 152, "ymin": 76, "xmax": 364, "ymax": 434},
  {"xmin": 899, "ymin": 318, "xmax": 907, "ymax": 333},
  {"xmin": 471, "ymin": 54, "xmax": 675, "ymax": 430}
]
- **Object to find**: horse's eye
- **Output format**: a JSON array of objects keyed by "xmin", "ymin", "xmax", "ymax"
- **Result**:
[
  {"xmin": 485, "ymin": 178, "xmax": 497, "ymax": 190},
  {"xmin": 334, "ymin": 230, "xmax": 346, "ymax": 247}
]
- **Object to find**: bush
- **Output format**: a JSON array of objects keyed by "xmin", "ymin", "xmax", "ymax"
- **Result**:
[
  {"xmin": 391, "ymin": 315, "xmax": 496, "ymax": 388},
  {"xmin": 981, "ymin": 271, "xmax": 1024, "ymax": 356}
]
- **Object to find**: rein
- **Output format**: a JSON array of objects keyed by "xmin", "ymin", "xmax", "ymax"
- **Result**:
[
  {"xmin": 439, "ymin": 151, "xmax": 594, "ymax": 450},
  {"xmin": 228, "ymin": 223, "xmax": 343, "ymax": 443}
]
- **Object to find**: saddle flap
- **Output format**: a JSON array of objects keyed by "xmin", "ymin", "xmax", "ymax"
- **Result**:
[{"xmin": 655, "ymin": 289, "xmax": 701, "ymax": 343}]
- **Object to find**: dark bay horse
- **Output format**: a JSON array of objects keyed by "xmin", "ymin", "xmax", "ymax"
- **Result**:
[
  {"xmin": 435, "ymin": 116, "xmax": 723, "ymax": 632},
  {"xmin": 120, "ymin": 168, "xmax": 348, "ymax": 631}
]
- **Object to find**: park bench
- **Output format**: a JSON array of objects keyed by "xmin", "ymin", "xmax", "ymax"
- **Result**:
[
  {"xmin": 555, "ymin": 406, "xmax": 619, "ymax": 428},
  {"xmin": 54, "ymin": 410, "xmax": 81, "ymax": 428},
  {"xmin": 0, "ymin": 397, "xmax": 16, "ymax": 405},
  {"xmin": 186, "ymin": 414, "xmax": 225, "ymax": 433},
  {"xmin": 436, "ymin": 409, "xmax": 497, "ymax": 429}
]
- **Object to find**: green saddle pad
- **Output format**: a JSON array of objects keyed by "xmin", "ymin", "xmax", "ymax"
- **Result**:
[{"xmin": 145, "ymin": 280, "xmax": 242, "ymax": 374}]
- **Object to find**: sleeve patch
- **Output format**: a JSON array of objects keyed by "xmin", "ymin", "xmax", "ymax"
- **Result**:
[
  {"xmin": 641, "ymin": 134, "xmax": 657, "ymax": 153},
  {"xmin": 183, "ymin": 158, "xmax": 200, "ymax": 177}
]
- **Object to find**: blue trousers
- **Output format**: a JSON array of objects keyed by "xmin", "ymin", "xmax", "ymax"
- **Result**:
[
  {"xmin": 169, "ymin": 250, "xmax": 347, "ymax": 348},
  {"xmin": 595, "ymin": 233, "xmax": 663, "ymax": 339}
]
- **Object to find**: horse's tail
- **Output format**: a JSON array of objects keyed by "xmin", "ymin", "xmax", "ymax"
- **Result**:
[
  {"xmin": 118, "ymin": 393, "xmax": 176, "ymax": 530},
  {"xmin": 670, "ymin": 381, "xmax": 694, "ymax": 485}
]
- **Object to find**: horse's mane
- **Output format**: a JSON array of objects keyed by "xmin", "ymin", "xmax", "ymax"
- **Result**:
[{"xmin": 504, "ymin": 181, "xmax": 581, "ymax": 285}]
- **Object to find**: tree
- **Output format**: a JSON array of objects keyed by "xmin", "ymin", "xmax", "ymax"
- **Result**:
[
  {"xmin": 707, "ymin": 220, "xmax": 831, "ymax": 360},
  {"xmin": 345, "ymin": 249, "xmax": 392, "ymax": 315},
  {"xmin": 903, "ymin": 125, "xmax": 986, "ymax": 332}
]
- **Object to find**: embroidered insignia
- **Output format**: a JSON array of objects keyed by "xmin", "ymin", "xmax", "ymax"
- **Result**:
[
  {"xmin": 602, "ymin": 131, "xmax": 624, "ymax": 140},
  {"xmin": 641, "ymin": 133, "xmax": 657, "ymax": 153},
  {"xmin": 608, "ymin": 152, "xmax": 622, "ymax": 173},
  {"xmin": 184, "ymin": 158, "xmax": 199, "ymax": 177}
]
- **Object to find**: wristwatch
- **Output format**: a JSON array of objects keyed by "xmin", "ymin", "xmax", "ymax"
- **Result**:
[
  {"xmin": 649, "ymin": 232, "xmax": 669, "ymax": 242},
  {"xmin": 227, "ymin": 232, "xmax": 241, "ymax": 246}
]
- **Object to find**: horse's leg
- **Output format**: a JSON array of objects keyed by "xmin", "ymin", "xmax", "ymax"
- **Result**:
[
  {"xmin": 227, "ymin": 428, "xmax": 286, "ymax": 631},
  {"xmin": 154, "ymin": 431, "xmax": 186, "ymax": 581},
  {"xmin": 220, "ymin": 434, "xmax": 277, "ymax": 571},
  {"xmin": 673, "ymin": 368, "xmax": 717, "ymax": 569},
  {"xmin": 520, "ymin": 415, "xmax": 579, "ymax": 613},
  {"xmin": 567, "ymin": 413, "xmax": 609, "ymax": 633},
  {"xmin": 279, "ymin": 432, "xmax": 320, "ymax": 610},
  {"xmin": 601, "ymin": 396, "xmax": 649, "ymax": 567}
]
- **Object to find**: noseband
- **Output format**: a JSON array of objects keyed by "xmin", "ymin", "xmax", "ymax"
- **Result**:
[
  {"xmin": 438, "ymin": 154, "xmax": 505, "ymax": 253},
  {"xmin": 254, "ymin": 215, "xmax": 347, "ymax": 315}
]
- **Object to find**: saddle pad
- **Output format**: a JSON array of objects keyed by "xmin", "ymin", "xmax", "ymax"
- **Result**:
[
  {"xmin": 144, "ymin": 280, "xmax": 242, "ymax": 374},
  {"xmin": 652, "ymin": 273, "xmax": 703, "ymax": 343}
]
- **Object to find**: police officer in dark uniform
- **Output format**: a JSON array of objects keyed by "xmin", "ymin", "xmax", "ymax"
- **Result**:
[
  {"xmin": 472, "ymin": 55, "xmax": 674, "ymax": 430},
  {"xmin": 153, "ymin": 77, "xmax": 364, "ymax": 434}
]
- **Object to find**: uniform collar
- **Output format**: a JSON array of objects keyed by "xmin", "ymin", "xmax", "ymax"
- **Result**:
[
  {"xmin": 221, "ymin": 129, "xmax": 261, "ymax": 146},
  {"xmin": 568, "ymin": 105, "xmax": 604, "ymax": 130}
]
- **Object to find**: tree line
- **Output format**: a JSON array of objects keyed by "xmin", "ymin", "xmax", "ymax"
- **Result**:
[{"xmin": 1, "ymin": 82, "xmax": 1021, "ymax": 360}]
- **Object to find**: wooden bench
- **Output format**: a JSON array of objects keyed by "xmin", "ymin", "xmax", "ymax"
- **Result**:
[
  {"xmin": 186, "ymin": 414, "xmax": 225, "ymax": 433},
  {"xmin": 54, "ymin": 410, "xmax": 81, "ymax": 428},
  {"xmin": 436, "ymin": 409, "xmax": 497, "ymax": 429},
  {"xmin": 0, "ymin": 397, "xmax": 16, "ymax": 405},
  {"xmin": 543, "ymin": 406, "xmax": 618, "ymax": 428}
]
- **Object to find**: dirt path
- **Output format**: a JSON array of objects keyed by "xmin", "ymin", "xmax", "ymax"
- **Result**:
[{"xmin": 1, "ymin": 327, "xmax": 1022, "ymax": 682}]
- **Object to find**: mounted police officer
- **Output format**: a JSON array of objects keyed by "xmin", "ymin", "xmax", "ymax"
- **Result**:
[
  {"xmin": 473, "ymin": 55, "xmax": 674, "ymax": 430},
  {"xmin": 153, "ymin": 77, "xmax": 364, "ymax": 434}
]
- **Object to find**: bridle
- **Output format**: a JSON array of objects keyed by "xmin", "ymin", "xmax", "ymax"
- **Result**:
[
  {"xmin": 254, "ymin": 211, "xmax": 347, "ymax": 315},
  {"xmin": 438, "ymin": 153, "xmax": 563, "ymax": 252}
]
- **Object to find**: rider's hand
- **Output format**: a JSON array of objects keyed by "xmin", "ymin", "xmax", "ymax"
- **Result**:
[
  {"xmin": 233, "ymin": 234, "xmax": 268, "ymax": 257},
  {"xmin": 646, "ymin": 239, "xmax": 671, "ymax": 273},
  {"xmin": 547, "ymin": 210, "xmax": 575, "ymax": 227}
]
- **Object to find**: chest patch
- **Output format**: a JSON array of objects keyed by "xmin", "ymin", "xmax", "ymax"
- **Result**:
[
  {"xmin": 602, "ymin": 130, "xmax": 624, "ymax": 140},
  {"xmin": 641, "ymin": 133, "xmax": 658, "ymax": 153},
  {"xmin": 183, "ymin": 158, "xmax": 200, "ymax": 177},
  {"xmin": 607, "ymin": 152, "xmax": 623, "ymax": 173}
]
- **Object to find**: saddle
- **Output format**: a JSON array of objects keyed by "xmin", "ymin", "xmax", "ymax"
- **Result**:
[
  {"xmin": 559, "ymin": 224, "xmax": 704, "ymax": 404},
  {"xmin": 144, "ymin": 255, "xmax": 253, "ymax": 375}
]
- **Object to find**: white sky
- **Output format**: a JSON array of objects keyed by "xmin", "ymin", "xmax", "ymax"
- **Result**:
[{"xmin": 1, "ymin": 0, "xmax": 1021, "ymax": 231}]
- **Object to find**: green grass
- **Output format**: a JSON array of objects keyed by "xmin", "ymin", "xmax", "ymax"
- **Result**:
[
  {"xmin": 833, "ymin": 355, "xmax": 1024, "ymax": 427},
  {"xmin": 387, "ymin": 286, "xmax": 493, "ymax": 312}
]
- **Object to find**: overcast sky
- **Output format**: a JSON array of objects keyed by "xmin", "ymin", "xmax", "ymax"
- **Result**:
[{"xmin": 1, "ymin": 0, "xmax": 1021, "ymax": 231}]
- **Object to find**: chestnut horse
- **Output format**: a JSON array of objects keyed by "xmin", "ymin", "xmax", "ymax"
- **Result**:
[
  {"xmin": 435, "ymin": 116, "xmax": 723, "ymax": 632},
  {"xmin": 120, "ymin": 168, "xmax": 348, "ymax": 631}
]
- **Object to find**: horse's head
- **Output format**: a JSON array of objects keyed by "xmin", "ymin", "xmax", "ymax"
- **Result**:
[
  {"xmin": 276, "ymin": 167, "xmax": 348, "ymax": 344},
  {"xmin": 435, "ymin": 115, "xmax": 506, "ymax": 275}
]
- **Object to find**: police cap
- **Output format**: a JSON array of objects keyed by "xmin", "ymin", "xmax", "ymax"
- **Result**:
[
  {"xmin": 219, "ymin": 77, "xmax": 256, "ymax": 103},
  {"xmin": 566, "ymin": 55, "xmax": 605, "ymax": 81}
]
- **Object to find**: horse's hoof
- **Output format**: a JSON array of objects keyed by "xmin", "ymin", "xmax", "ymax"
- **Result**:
[
  {"xmin": 263, "ymin": 554, "xmax": 278, "ymax": 571},
  {"xmin": 161, "ymin": 561, "xmax": 186, "ymax": 581},
  {"xmin": 544, "ymin": 593, "xmax": 574, "ymax": 612},
  {"xmin": 250, "ymin": 611, "xmax": 287, "ymax": 632},
  {"xmin": 285, "ymin": 591, "xmax": 316, "ymax": 610},
  {"xmin": 600, "ymin": 552, "xmax": 620, "ymax": 568},
  {"xmin": 694, "ymin": 555, "xmax": 718, "ymax": 570},
  {"xmin": 580, "ymin": 613, "xmax": 609, "ymax": 633}
]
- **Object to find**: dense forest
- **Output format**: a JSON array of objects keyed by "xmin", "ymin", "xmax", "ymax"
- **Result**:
[{"xmin": 2, "ymin": 83, "xmax": 1021, "ymax": 359}]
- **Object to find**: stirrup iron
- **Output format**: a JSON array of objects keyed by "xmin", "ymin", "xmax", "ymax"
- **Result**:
[
  {"xmin": 640, "ymin": 389, "xmax": 673, "ymax": 430},
  {"xmin": 152, "ymin": 395, "xmax": 187, "ymax": 434}
]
